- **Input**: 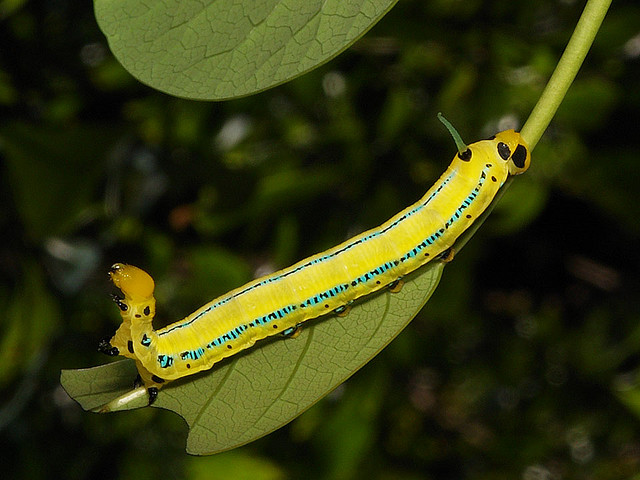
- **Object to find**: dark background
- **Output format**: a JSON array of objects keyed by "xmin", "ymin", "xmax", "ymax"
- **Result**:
[{"xmin": 1, "ymin": 0, "xmax": 640, "ymax": 478}]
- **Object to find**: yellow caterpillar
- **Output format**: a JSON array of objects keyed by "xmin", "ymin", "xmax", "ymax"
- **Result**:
[{"xmin": 99, "ymin": 118, "xmax": 530, "ymax": 403}]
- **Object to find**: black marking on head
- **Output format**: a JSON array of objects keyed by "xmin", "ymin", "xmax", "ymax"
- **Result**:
[
  {"xmin": 497, "ymin": 142, "xmax": 511, "ymax": 160},
  {"xmin": 143, "ymin": 305, "xmax": 150, "ymax": 316},
  {"xmin": 458, "ymin": 149, "xmax": 472, "ymax": 161},
  {"xmin": 127, "ymin": 341, "xmax": 134, "ymax": 354},
  {"xmin": 512, "ymin": 144, "xmax": 528, "ymax": 168},
  {"xmin": 151, "ymin": 375, "xmax": 165, "ymax": 384},
  {"xmin": 498, "ymin": 142, "xmax": 511, "ymax": 160}
]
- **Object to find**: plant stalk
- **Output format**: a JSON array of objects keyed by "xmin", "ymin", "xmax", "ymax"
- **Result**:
[
  {"xmin": 452, "ymin": 0, "xmax": 612, "ymax": 254},
  {"xmin": 521, "ymin": 0, "xmax": 613, "ymax": 150}
]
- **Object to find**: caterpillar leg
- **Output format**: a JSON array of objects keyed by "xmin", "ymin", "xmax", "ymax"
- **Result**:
[
  {"xmin": 439, "ymin": 248, "xmax": 456, "ymax": 263},
  {"xmin": 334, "ymin": 303, "xmax": 352, "ymax": 317},
  {"xmin": 110, "ymin": 293, "xmax": 128, "ymax": 313},
  {"xmin": 147, "ymin": 387, "xmax": 159, "ymax": 405},
  {"xmin": 133, "ymin": 360, "xmax": 166, "ymax": 405},
  {"xmin": 282, "ymin": 325, "xmax": 302, "ymax": 338},
  {"xmin": 100, "ymin": 320, "xmax": 137, "ymax": 360},
  {"xmin": 133, "ymin": 374, "xmax": 158, "ymax": 405},
  {"xmin": 388, "ymin": 278, "xmax": 404, "ymax": 293},
  {"xmin": 98, "ymin": 337, "xmax": 119, "ymax": 356}
]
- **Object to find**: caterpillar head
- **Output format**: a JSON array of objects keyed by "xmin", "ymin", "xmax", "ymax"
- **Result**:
[
  {"xmin": 437, "ymin": 114, "xmax": 530, "ymax": 177},
  {"xmin": 492, "ymin": 130, "xmax": 531, "ymax": 176},
  {"xmin": 110, "ymin": 263, "xmax": 155, "ymax": 301}
]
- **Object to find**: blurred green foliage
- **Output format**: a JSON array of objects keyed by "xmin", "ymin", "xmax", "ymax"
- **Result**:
[{"xmin": 1, "ymin": 0, "xmax": 640, "ymax": 479}]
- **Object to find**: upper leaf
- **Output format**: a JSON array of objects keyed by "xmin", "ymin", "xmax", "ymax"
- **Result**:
[{"xmin": 94, "ymin": 0, "xmax": 399, "ymax": 100}]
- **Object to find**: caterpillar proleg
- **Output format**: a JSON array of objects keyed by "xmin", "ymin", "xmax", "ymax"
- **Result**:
[{"xmin": 101, "ymin": 119, "xmax": 530, "ymax": 402}]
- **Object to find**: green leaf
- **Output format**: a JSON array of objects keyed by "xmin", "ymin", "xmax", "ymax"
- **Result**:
[
  {"xmin": 0, "ymin": 262, "xmax": 60, "ymax": 386},
  {"xmin": 60, "ymin": 360, "xmax": 146, "ymax": 412},
  {"xmin": 615, "ymin": 379, "xmax": 640, "ymax": 422},
  {"xmin": 61, "ymin": 259, "xmax": 445, "ymax": 454},
  {"xmin": 0, "ymin": 123, "xmax": 117, "ymax": 241},
  {"xmin": 185, "ymin": 451, "xmax": 286, "ymax": 480},
  {"xmin": 93, "ymin": 0, "xmax": 400, "ymax": 100}
]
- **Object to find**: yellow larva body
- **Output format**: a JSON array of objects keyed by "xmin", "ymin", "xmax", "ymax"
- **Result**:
[{"xmin": 106, "ymin": 130, "xmax": 530, "ymax": 390}]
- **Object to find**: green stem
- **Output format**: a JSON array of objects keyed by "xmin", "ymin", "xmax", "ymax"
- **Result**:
[
  {"xmin": 520, "ymin": 0, "xmax": 613, "ymax": 150},
  {"xmin": 451, "ymin": 0, "xmax": 612, "ymax": 255}
]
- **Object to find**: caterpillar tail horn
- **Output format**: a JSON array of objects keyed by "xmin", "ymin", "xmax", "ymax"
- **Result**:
[{"xmin": 437, "ymin": 113, "xmax": 469, "ymax": 157}]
